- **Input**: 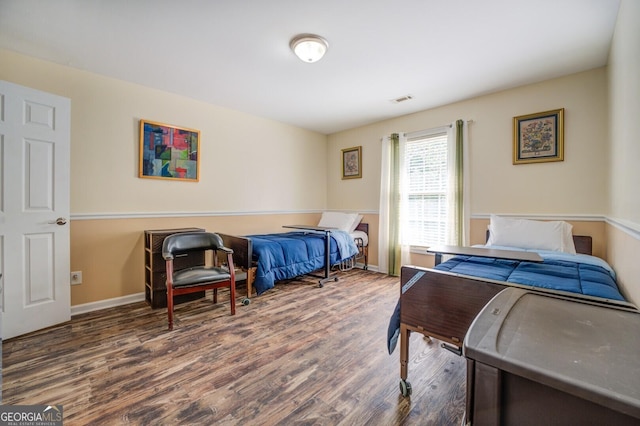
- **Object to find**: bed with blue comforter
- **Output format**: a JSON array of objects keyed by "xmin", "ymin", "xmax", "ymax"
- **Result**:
[
  {"xmin": 390, "ymin": 244, "xmax": 636, "ymax": 398},
  {"xmin": 389, "ymin": 248, "xmax": 628, "ymax": 355},
  {"xmin": 248, "ymin": 230, "xmax": 358, "ymax": 295}
]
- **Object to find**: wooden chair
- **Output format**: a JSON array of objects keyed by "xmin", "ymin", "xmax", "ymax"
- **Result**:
[{"xmin": 162, "ymin": 232, "xmax": 236, "ymax": 330}]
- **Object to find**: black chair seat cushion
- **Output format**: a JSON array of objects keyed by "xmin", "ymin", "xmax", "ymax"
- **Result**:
[{"xmin": 172, "ymin": 266, "xmax": 231, "ymax": 288}]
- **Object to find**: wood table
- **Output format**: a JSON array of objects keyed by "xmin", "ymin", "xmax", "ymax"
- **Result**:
[{"xmin": 427, "ymin": 245, "xmax": 543, "ymax": 266}]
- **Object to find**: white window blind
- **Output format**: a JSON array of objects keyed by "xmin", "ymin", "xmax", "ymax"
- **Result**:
[{"xmin": 403, "ymin": 131, "xmax": 449, "ymax": 246}]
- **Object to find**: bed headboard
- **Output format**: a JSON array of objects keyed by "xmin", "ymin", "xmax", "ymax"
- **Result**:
[
  {"xmin": 572, "ymin": 235, "xmax": 592, "ymax": 256},
  {"xmin": 485, "ymin": 230, "xmax": 592, "ymax": 255},
  {"xmin": 355, "ymin": 222, "xmax": 368, "ymax": 234},
  {"xmin": 218, "ymin": 233, "xmax": 253, "ymax": 270}
]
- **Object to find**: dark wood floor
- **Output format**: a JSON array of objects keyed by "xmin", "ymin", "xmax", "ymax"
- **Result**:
[{"xmin": 3, "ymin": 269, "xmax": 466, "ymax": 425}]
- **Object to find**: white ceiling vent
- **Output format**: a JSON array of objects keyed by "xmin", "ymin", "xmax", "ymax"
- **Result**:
[{"xmin": 391, "ymin": 95, "xmax": 414, "ymax": 103}]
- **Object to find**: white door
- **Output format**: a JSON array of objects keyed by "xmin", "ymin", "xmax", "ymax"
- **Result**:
[{"xmin": 0, "ymin": 80, "xmax": 71, "ymax": 339}]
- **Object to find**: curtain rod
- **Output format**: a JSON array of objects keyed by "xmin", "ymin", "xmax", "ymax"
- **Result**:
[
  {"xmin": 405, "ymin": 120, "xmax": 473, "ymax": 138},
  {"xmin": 448, "ymin": 119, "xmax": 474, "ymax": 128},
  {"xmin": 385, "ymin": 120, "xmax": 474, "ymax": 140}
]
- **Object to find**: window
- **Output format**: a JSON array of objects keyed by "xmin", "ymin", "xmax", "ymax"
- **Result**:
[
  {"xmin": 380, "ymin": 121, "xmax": 465, "ymax": 275},
  {"xmin": 402, "ymin": 131, "xmax": 449, "ymax": 247}
]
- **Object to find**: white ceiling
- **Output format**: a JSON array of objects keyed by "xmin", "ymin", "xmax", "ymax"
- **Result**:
[{"xmin": 0, "ymin": 0, "xmax": 621, "ymax": 134}]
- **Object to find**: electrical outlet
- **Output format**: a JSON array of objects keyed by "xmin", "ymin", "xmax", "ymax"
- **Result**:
[{"xmin": 70, "ymin": 271, "xmax": 82, "ymax": 285}]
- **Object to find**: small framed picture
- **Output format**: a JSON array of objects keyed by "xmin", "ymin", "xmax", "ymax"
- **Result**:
[
  {"xmin": 342, "ymin": 146, "xmax": 362, "ymax": 179},
  {"xmin": 139, "ymin": 119, "xmax": 200, "ymax": 181},
  {"xmin": 513, "ymin": 108, "xmax": 564, "ymax": 164}
]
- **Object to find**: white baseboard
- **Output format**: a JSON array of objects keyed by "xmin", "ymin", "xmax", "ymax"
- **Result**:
[
  {"xmin": 357, "ymin": 262, "xmax": 379, "ymax": 272},
  {"xmin": 71, "ymin": 292, "xmax": 145, "ymax": 316}
]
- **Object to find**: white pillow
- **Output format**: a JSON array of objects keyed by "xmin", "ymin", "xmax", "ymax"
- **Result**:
[
  {"xmin": 318, "ymin": 212, "xmax": 358, "ymax": 232},
  {"xmin": 487, "ymin": 215, "xmax": 576, "ymax": 254},
  {"xmin": 349, "ymin": 214, "xmax": 364, "ymax": 233},
  {"xmin": 560, "ymin": 221, "xmax": 576, "ymax": 254}
]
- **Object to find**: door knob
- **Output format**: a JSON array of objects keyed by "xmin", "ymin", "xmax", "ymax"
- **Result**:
[{"xmin": 49, "ymin": 217, "xmax": 67, "ymax": 225}]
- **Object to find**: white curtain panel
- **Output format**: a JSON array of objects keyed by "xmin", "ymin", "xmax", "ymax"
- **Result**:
[
  {"xmin": 445, "ymin": 120, "xmax": 470, "ymax": 246},
  {"xmin": 445, "ymin": 123, "xmax": 458, "ymax": 245},
  {"xmin": 378, "ymin": 136, "xmax": 391, "ymax": 274},
  {"xmin": 461, "ymin": 120, "xmax": 470, "ymax": 246}
]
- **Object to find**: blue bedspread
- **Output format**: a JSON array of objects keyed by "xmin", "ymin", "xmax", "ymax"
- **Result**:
[
  {"xmin": 387, "ymin": 251, "xmax": 626, "ymax": 354},
  {"xmin": 435, "ymin": 250, "xmax": 623, "ymax": 301},
  {"xmin": 249, "ymin": 230, "xmax": 358, "ymax": 295}
]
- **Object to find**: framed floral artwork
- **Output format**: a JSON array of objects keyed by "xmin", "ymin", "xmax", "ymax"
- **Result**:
[
  {"xmin": 513, "ymin": 108, "xmax": 564, "ymax": 164},
  {"xmin": 342, "ymin": 146, "xmax": 362, "ymax": 179}
]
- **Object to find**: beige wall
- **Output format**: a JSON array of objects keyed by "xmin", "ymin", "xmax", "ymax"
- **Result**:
[
  {"xmin": 328, "ymin": 68, "xmax": 609, "ymax": 216},
  {"xmin": 0, "ymin": 49, "xmax": 328, "ymax": 214},
  {"xmin": 1, "ymin": 49, "xmax": 332, "ymax": 307},
  {"xmin": 606, "ymin": 0, "xmax": 640, "ymax": 304},
  {"xmin": 607, "ymin": 224, "xmax": 640, "ymax": 303},
  {"xmin": 327, "ymin": 68, "xmax": 616, "ymax": 286},
  {"xmin": 609, "ymin": 0, "xmax": 640, "ymax": 226}
]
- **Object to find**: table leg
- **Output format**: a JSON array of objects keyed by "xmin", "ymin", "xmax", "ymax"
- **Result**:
[{"xmin": 318, "ymin": 230, "xmax": 338, "ymax": 286}]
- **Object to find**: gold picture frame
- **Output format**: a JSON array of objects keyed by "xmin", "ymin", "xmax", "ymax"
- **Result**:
[
  {"xmin": 139, "ymin": 119, "xmax": 200, "ymax": 181},
  {"xmin": 513, "ymin": 108, "xmax": 564, "ymax": 164},
  {"xmin": 342, "ymin": 146, "xmax": 362, "ymax": 179}
]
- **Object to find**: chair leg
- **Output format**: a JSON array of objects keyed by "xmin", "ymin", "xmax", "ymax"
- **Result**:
[
  {"xmin": 230, "ymin": 279, "xmax": 236, "ymax": 315},
  {"xmin": 213, "ymin": 288, "xmax": 218, "ymax": 304},
  {"xmin": 167, "ymin": 285, "xmax": 174, "ymax": 331}
]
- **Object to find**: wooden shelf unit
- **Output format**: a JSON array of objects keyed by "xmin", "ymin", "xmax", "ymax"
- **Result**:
[{"xmin": 144, "ymin": 227, "xmax": 205, "ymax": 309}]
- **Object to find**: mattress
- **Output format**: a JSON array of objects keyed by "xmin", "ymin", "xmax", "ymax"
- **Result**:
[
  {"xmin": 387, "ymin": 250, "xmax": 626, "ymax": 355},
  {"xmin": 351, "ymin": 230, "xmax": 369, "ymax": 246}
]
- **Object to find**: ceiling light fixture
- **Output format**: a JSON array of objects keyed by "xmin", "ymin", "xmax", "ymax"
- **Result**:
[{"xmin": 290, "ymin": 34, "xmax": 328, "ymax": 63}]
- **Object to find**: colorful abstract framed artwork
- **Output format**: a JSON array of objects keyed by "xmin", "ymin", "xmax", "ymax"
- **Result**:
[
  {"xmin": 513, "ymin": 108, "xmax": 564, "ymax": 164},
  {"xmin": 342, "ymin": 146, "xmax": 362, "ymax": 179},
  {"xmin": 139, "ymin": 119, "xmax": 200, "ymax": 181}
]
